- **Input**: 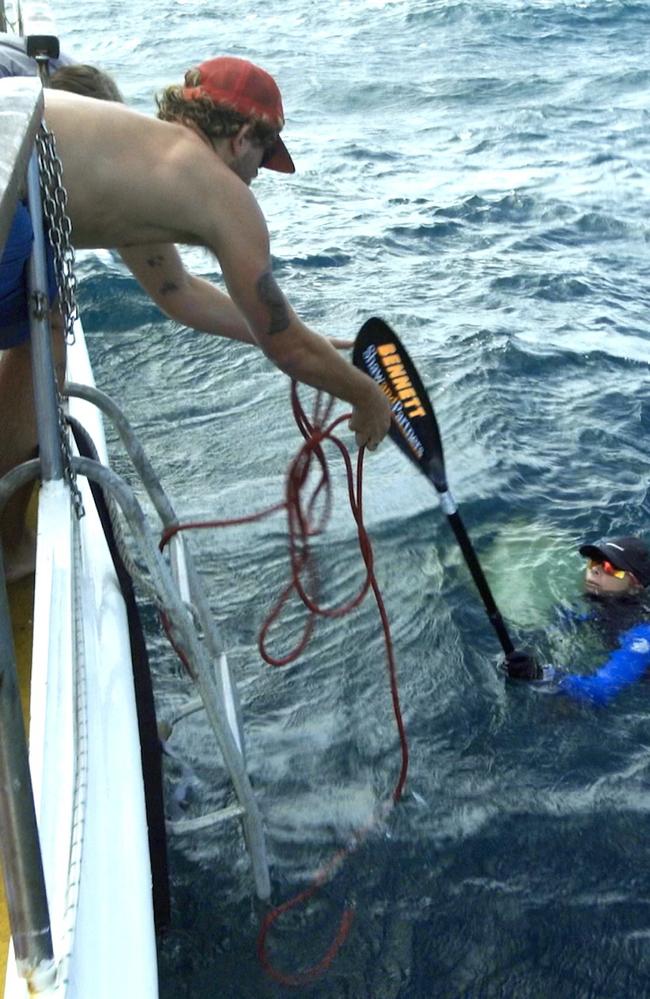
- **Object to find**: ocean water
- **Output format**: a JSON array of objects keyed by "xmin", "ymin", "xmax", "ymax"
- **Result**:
[{"xmin": 41, "ymin": 0, "xmax": 650, "ymax": 995}]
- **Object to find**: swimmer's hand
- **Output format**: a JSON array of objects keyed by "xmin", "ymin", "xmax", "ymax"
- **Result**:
[
  {"xmin": 348, "ymin": 377, "xmax": 392, "ymax": 451},
  {"xmin": 503, "ymin": 648, "xmax": 543, "ymax": 681}
]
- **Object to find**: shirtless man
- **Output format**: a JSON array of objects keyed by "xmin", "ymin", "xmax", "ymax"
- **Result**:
[{"xmin": 0, "ymin": 56, "xmax": 391, "ymax": 577}]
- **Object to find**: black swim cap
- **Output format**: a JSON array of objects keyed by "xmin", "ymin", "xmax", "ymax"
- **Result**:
[{"xmin": 579, "ymin": 535, "xmax": 650, "ymax": 587}]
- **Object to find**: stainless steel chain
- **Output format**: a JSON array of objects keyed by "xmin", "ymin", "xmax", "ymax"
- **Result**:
[
  {"xmin": 36, "ymin": 124, "xmax": 79, "ymax": 346},
  {"xmin": 36, "ymin": 124, "xmax": 85, "ymax": 520},
  {"xmin": 57, "ymin": 390, "xmax": 85, "ymax": 520}
]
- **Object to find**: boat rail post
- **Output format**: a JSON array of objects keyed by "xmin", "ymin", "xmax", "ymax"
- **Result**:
[
  {"xmin": 25, "ymin": 147, "xmax": 64, "ymax": 481},
  {"xmin": 0, "ymin": 76, "xmax": 57, "ymax": 991},
  {"xmin": 0, "ymin": 546, "xmax": 56, "ymax": 989}
]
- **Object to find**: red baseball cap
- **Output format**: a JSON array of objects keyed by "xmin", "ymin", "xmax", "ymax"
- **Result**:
[{"xmin": 182, "ymin": 56, "xmax": 295, "ymax": 174}]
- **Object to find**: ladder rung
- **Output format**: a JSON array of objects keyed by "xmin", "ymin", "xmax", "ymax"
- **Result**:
[{"xmin": 166, "ymin": 804, "xmax": 245, "ymax": 835}]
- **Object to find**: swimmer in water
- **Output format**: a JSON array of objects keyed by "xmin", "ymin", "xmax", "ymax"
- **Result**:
[{"xmin": 506, "ymin": 534, "xmax": 650, "ymax": 704}]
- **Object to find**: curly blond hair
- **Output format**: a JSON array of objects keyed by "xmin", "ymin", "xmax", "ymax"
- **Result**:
[{"xmin": 156, "ymin": 68, "xmax": 278, "ymax": 145}]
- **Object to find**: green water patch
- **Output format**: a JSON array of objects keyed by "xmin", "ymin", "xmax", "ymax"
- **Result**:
[{"xmin": 480, "ymin": 518, "xmax": 583, "ymax": 632}]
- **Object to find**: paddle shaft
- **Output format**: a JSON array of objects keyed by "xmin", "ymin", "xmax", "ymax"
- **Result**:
[{"xmin": 435, "ymin": 484, "xmax": 515, "ymax": 656}]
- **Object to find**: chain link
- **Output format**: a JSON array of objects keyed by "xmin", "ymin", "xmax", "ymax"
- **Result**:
[
  {"xmin": 36, "ymin": 123, "xmax": 85, "ymax": 520},
  {"xmin": 36, "ymin": 124, "xmax": 79, "ymax": 346}
]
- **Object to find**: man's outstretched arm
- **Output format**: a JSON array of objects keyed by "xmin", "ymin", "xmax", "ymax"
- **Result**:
[
  {"xmin": 119, "ymin": 244, "xmax": 354, "ymax": 350},
  {"xmin": 200, "ymin": 190, "xmax": 391, "ymax": 449},
  {"xmin": 119, "ymin": 243, "xmax": 255, "ymax": 343},
  {"xmin": 227, "ymin": 261, "xmax": 391, "ymax": 449}
]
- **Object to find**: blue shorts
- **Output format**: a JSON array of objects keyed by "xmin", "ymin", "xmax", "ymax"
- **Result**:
[{"xmin": 0, "ymin": 201, "xmax": 58, "ymax": 349}]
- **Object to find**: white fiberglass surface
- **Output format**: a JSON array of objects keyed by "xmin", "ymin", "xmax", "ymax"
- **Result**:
[{"xmin": 4, "ymin": 326, "xmax": 157, "ymax": 998}]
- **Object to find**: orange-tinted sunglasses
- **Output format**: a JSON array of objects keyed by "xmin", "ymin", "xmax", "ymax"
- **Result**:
[{"xmin": 587, "ymin": 558, "xmax": 627, "ymax": 579}]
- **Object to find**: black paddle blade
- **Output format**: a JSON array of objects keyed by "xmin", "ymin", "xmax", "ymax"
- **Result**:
[{"xmin": 353, "ymin": 317, "xmax": 447, "ymax": 491}]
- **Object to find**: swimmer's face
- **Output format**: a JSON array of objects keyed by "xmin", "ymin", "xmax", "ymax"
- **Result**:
[{"xmin": 583, "ymin": 558, "xmax": 640, "ymax": 597}]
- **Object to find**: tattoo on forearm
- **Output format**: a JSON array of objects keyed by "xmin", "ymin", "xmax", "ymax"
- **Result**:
[
  {"xmin": 256, "ymin": 270, "xmax": 290, "ymax": 335},
  {"xmin": 146, "ymin": 254, "xmax": 165, "ymax": 267},
  {"xmin": 159, "ymin": 280, "xmax": 179, "ymax": 296}
]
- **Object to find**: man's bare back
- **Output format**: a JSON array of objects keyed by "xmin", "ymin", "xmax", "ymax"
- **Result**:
[
  {"xmin": 41, "ymin": 85, "xmax": 391, "ymax": 444},
  {"xmin": 43, "ymin": 90, "xmax": 261, "ymax": 253}
]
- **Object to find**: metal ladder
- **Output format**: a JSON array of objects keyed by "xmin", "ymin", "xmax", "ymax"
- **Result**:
[{"xmin": 63, "ymin": 379, "xmax": 271, "ymax": 892}]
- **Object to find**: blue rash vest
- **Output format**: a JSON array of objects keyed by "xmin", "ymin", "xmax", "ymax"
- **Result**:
[{"xmin": 556, "ymin": 622, "xmax": 650, "ymax": 706}]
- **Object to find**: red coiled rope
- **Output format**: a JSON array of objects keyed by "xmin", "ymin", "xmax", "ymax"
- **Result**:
[{"xmin": 160, "ymin": 383, "xmax": 409, "ymax": 986}]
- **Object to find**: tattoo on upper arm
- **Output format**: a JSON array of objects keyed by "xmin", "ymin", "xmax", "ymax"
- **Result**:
[
  {"xmin": 256, "ymin": 270, "xmax": 290, "ymax": 335},
  {"xmin": 159, "ymin": 280, "xmax": 179, "ymax": 296}
]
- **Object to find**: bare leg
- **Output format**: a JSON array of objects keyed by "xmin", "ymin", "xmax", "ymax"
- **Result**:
[{"xmin": 0, "ymin": 313, "xmax": 66, "ymax": 582}]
